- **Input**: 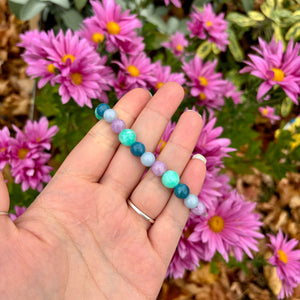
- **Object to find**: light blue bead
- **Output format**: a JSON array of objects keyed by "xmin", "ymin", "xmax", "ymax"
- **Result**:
[
  {"xmin": 184, "ymin": 194, "xmax": 199, "ymax": 209},
  {"xmin": 162, "ymin": 170, "xmax": 180, "ymax": 188},
  {"xmin": 140, "ymin": 152, "xmax": 155, "ymax": 167},
  {"xmin": 119, "ymin": 129, "xmax": 136, "ymax": 146},
  {"xmin": 103, "ymin": 109, "xmax": 118, "ymax": 123}
]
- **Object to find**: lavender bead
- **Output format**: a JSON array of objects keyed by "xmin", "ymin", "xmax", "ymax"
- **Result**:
[
  {"xmin": 111, "ymin": 119, "xmax": 126, "ymax": 133},
  {"xmin": 151, "ymin": 161, "xmax": 167, "ymax": 176},
  {"xmin": 191, "ymin": 201, "xmax": 206, "ymax": 216}
]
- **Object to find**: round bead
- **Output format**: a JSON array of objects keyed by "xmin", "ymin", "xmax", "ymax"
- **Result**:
[
  {"xmin": 95, "ymin": 103, "xmax": 110, "ymax": 120},
  {"xmin": 162, "ymin": 170, "xmax": 180, "ymax": 188},
  {"xmin": 119, "ymin": 129, "xmax": 136, "ymax": 146},
  {"xmin": 103, "ymin": 109, "xmax": 118, "ymax": 123},
  {"xmin": 151, "ymin": 161, "xmax": 167, "ymax": 176},
  {"xmin": 184, "ymin": 194, "xmax": 199, "ymax": 209},
  {"xmin": 140, "ymin": 152, "xmax": 155, "ymax": 167},
  {"xmin": 130, "ymin": 142, "xmax": 145, "ymax": 157},
  {"xmin": 174, "ymin": 183, "xmax": 190, "ymax": 199},
  {"xmin": 111, "ymin": 119, "xmax": 126, "ymax": 133},
  {"xmin": 191, "ymin": 201, "xmax": 206, "ymax": 216}
]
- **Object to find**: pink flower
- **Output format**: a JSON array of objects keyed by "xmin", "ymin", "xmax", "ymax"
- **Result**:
[
  {"xmin": 162, "ymin": 32, "xmax": 188, "ymax": 57},
  {"xmin": 113, "ymin": 71, "xmax": 137, "ymax": 99},
  {"xmin": 166, "ymin": 215, "xmax": 205, "ymax": 278},
  {"xmin": 114, "ymin": 52, "xmax": 155, "ymax": 88},
  {"xmin": 267, "ymin": 230, "xmax": 300, "ymax": 299},
  {"xmin": 20, "ymin": 30, "xmax": 59, "ymax": 88},
  {"xmin": 240, "ymin": 37, "xmax": 300, "ymax": 104},
  {"xmin": 182, "ymin": 56, "xmax": 228, "ymax": 110},
  {"xmin": 0, "ymin": 127, "xmax": 12, "ymax": 169},
  {"xmin": 224, "ymin": 80, "xmax": 242, "ymax": 104},
  {"xmin": 164, "ymin": 0, "xmax": 181, "ymax": 8},
  {"xmin": 24, "ymin": 117, "xmax": 58, "ymax": 151},
  {"xmin": 9, "ymin": 205, "xmax": 26, "ymax": 221},
  {"xmin": 259, "ymin": 106, "xmax": 280, "ymax": 124},
  {"xmin": 150, "ymin": 61, "xmax": 185, "ymax": 91},
  {"xmin": 9, "ymin": 125, "xmax": 53, "ymax": 192},
  {"xmin": 11, "ymin": 152, "xmax": 52, "ymax": 192},
  {"xmin": 193, "ymin": 190, "xmax": 263, "ymax": 262},
  {"xmin": 89, "ymin": 0, "xmax": 142, "ymax": 54},
  {"xmin": 187, "ymin": 4, "xmax": 228, "ymax": 51},
  {"xmin": 194, "ymin": 112, "xmax": 235, "ymax": 172}
]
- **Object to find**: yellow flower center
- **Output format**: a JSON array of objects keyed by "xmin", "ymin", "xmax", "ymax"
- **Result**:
[
  {"xmin": 70, "ymin": 72, "xmax": 82, "ymax": 85},
  {"xmin": 208, "ymin": 215, "xmax": 224, "ymax": 233},
  {"xmin": 271, "ymin": 68, "xmax": 285, "ymax": 81},
  {"xmin": 262, "ymin": 108, "xmax": 268, "ymax": 115},
  {"xmin": 278, "ymin": 249, "xmax": 288, "ymax": 264},
  {"xmin": 18, "ymin": 148, "xmax": 29, "ymax": 159},
  {"xmin": 156, "ymin": 82, "xmax": 164, "ymax": 90},
  {"xmin": 47, "ymin": 63, "xmax": 56, "ymax": 73},
  {"xmin": 158, "ymin": 139, "xmax": 167, "ymax": 153},
  {"xmin": 0, "ymin": 147, "xmax": 5, "ymax": 152},
  {"xmin": 107, "ymin": 21, "xmax": 121, "ymax": 35},
  {"xmin": 127, "ymin": 65, "xmax": 140, "ymax": 77},
  {"xmin": 36, "ymin": 137, "xmax": 41, "ymax": 142},
  {"xmin": 199, "ymin": 76, "xmax": 208, "ymax": 86},
  {"xmin": 206, "ymin": 21, "xmax": 212, "ymax": 27},
  {"xmin": 199, "ymin": 92, "xmax": 206, "ymax": 100},
  {"xmin": 176, "ymin": 44, "xmax": 183, "ymax": 51},
  {"xmin": 92, "ymin": 32, "xmax": 104, "ymax": 43},
  {"xmin": 62, "ymin": 54, "xmax": 75, "ymax": 64}
]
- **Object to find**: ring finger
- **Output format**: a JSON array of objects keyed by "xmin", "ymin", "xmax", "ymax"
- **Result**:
[{"xmin": 129, "ymin": 110, "xmax": 203, "ymax": 228}]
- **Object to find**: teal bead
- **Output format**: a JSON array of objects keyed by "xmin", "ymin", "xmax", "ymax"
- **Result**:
[
  {"xmin": 174, "ymin": 183, "xmax": 190, "ymax": 199},
  {"xmin": 162, "ymin": 170, "xmax": 180, "ymax": 188},
  {"xmin": 95, "ymin": 103, "xmax": 110, "ymax": 120},
  {"xmin": 119, "ymin": 129, "xmax": 136, "ymax": 146}
]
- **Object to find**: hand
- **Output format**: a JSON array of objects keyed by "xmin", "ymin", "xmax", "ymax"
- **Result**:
[{"xmin": 0, "ymin": 82, "xmax": 206, "ymax": 300}]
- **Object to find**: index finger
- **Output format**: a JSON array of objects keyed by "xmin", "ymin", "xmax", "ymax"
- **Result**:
[{"xmin": 57, "ymin": 88, "xmax": 152, "ymax": 182}]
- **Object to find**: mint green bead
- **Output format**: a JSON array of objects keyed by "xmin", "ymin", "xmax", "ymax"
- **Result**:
[
  {"xmin": 162, "ymin": 170, "xmax": 180, "ymax": 188},
  {"xmin": 119, "ymin": 129, "xmax": 136, "ymax": 146}
]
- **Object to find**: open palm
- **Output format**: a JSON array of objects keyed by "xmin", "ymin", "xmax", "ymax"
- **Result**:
[{"xmin": 0, "ymin": 83, "xmax": 206, "ymax": 300}]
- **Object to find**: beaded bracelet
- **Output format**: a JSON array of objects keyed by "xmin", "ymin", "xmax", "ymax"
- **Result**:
[{"xmin": 95, "ymin": 103, "xmax": 206, "ymax": 213}]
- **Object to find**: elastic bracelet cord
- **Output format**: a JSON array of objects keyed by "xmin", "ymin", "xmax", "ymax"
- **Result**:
[{"xmin": 95, "ymin": 103, "xmax": 206, "ymax": 214}]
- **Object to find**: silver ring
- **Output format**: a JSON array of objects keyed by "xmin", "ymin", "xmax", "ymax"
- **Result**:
[
  {"xmin": 127, "ymin": 199, "xmax": 155, "ymax": 224},
  {"xmin": 0, "ymin": 211, "xmax": 8, "ymax": 216}
]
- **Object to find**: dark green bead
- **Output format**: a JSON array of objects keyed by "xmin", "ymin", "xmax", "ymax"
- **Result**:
[{"xmin": 174, "ymin": 183, "xmax": 190, "ymax": 199}]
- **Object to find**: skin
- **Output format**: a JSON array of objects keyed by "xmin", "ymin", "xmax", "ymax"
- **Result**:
[{"xmin": 0, "ymin": 82, "xmax": 206, "ymax": 300}]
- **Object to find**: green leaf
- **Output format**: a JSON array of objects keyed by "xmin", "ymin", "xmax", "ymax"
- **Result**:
[
  {"xmin": 209, "ymin": 261, "xmax": 220, "ymax": 275},
  {"xmin": 281, "ymin": 97, "xmax": 294, "ymax": 117},
  {"xmin": 285, "ymin": 21, "xmax": 300, "ymax": 41},
  {"xmin": 261, "ymin": 1, "xmax": 273, "ymax": 18},
  {"xmin": 8, "ymin": 0, "xmax": 28, "ymax": 4},
  {"xmin": 19, "ymin": 0, "xmax": 47, "ymax": 20},
  {"xmin": 248, "ymin": 10, "xmax": 265, "ymax": 22},
  {"xmin": 241, "ymin": 0, "xmax": 254, "ymax": 12},
  {"xmin": 196, "ymin": 40, "xmax": 212, "ymax": 59},
  {"xmin": 7, "ymin": 1, "xmax": 24, "ymax": 19},
  {"xmin": 45, "ymin": 0, "xmax": 70, "ymax": 9},
  {"xmin": 272, "ymin": 24, "xmax": 285, "ymax": 48},
  {"xmin": 227, "ymin": 12, "xmax": 256, "ymax": 27},
  {"xmin": 74, "ymin": 0, "xmax": 87, "ymax": 10},
  {"xmin": 61, "ymin": 9, "xmax": 84, "ymax": 31},
  {"xmin": 228, "ymin": 28, "xmax": 244, "ymax": 62}
]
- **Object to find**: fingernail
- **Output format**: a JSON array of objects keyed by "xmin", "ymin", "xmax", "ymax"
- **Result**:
[{"xmin": 192, "ymin": 154, "xmax": 206, "ymax": 165}]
